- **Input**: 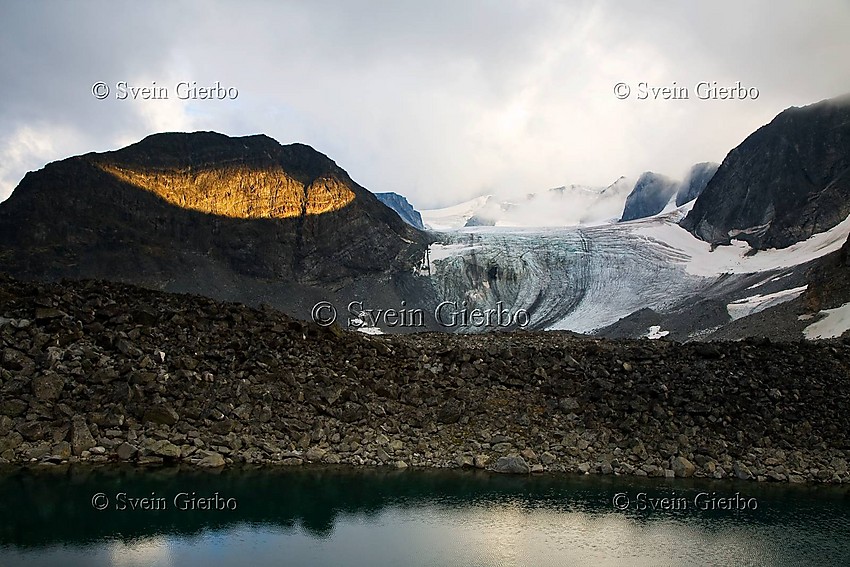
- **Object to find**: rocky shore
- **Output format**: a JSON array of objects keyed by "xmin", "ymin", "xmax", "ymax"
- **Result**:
[{"xmin": 1, "ymin": 275, "xmax": 848, "ymax": 484}]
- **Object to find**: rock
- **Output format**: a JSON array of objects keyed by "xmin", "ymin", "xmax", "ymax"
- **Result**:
[
  {"xmin": 473, "ymin": 454, "xmax": 489, "ymax": 469},
  {"xmin": 17, "ymin": 421, "xmax": 47, "ymax": 442},
  {"xmin": 493, "ymin": 455, "xmax": 530, "ymax": 474},
  {"xmin": 26, "ymin": 443, "xmax": 52, "ymax": 460},
  {"xmin": 436, "ymin": 399, "xmax": 464, "ymax": 424},
  {"xmin": 305, "ymin": 446, "xmax": 327, "ymax": 462},
  {"xmin": 35, "ymin": 307, "xmax": 66, "ymax": 321},
  {"xmin": 137, "ymin": 455, "xmax": 164, "ymax": 465},
  {"xmin": 116, "ymin": 338, "xmax": 143, "ymax": 358},
  {"xmin": 733, "ymin": 461, "xmax": 753, "ymax": 480},
  {"xmin": 671, "ymin": 456, "xmax": 696, "ymax": 478},
  {"xmin": 0, "ymin": 432, "xmax": 24, "ymax": 453},
  {"xmin": 32, "ymin": 372, "xmax": 65, "ymax": 401},
  {"xmin": 198, "ymin": 451, "xmax": 226, "ymax": 467},
  {"xmin": 0, "ymin": 399, "xmax": 28, "ymax": 418},
  {"xmin": 71, "ymin": 417, "xmax": 96, "ymax": 456},
  {"xmin": 531, "ymin": 464, "xmax": 544, "ymax": 473},
  {"xmin": 150, "ymin": 440, "xmax": 181, "ymax": 459},
  {"xmin": 456, "ymin": 454, "xmax": 474, "ymax": 468},
  {"xmin": 143, "ymin": 406, "xmax": 179, "ymax": 426},
  {"xmin": 520, "ymin": 448, "xmax": 538, "ymax": 462},
  {"xmin": 116, "ymin": 442, "xmax": 137, "ymax": 461},
  {"xmin": 394, "ymin": 460, "xmax": 408, "ymax": 469},
  {"xmin": 52, "ymin": 441, "xmax": 72, "ymax": 459}
]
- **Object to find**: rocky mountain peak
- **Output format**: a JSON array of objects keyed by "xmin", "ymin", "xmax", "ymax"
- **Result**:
[
  {"xmin": 681, "ymin": 94, "xmax": 850, "ymax": 249},
  {"xmin": 0, "ymin": 131, "xmax": 427, "ymax": 303}
]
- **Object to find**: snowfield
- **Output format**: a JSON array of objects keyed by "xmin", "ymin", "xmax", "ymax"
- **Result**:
[{"xmin": 803, "ymin": 303, "xmax": 850, "ymax": 339}]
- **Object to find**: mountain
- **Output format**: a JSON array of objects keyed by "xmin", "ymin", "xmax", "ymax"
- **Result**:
[
  {"xmin": 421, "ymin": 179, "xmax": 633, "ymax": 230},
  {"xmin": 681, "ymin": 94, "xmax": 850, "ymax": 249},
  {"xmin": 375, "ymin": 192, "xmax": 425, "ymax": 230},
  {"xmin": 675, "ymin": 162, "xmax": 719, "ymax": 206},
  {"xmin": 619, "ymin": 172, "xmax": 679, "ymax": 221},
  {"xmin": 0, "ymin": 132, "xmax": 428, "ymax": 311}
]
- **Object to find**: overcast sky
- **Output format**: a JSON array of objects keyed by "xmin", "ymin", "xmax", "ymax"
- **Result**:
[{"xmin": 1, "ymin": 0, "xmax": 849, "ymax": 209}]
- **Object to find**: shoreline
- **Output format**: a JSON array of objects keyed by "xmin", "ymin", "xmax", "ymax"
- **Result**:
[{"xmin": 1, "ymin": 275, "xmax": 849, "ymax": 485}]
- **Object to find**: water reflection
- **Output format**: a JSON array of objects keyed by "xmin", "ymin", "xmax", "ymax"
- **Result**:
[{"xmin": 0, "ymin": 465, "xmax": 848, "ymax": 566}]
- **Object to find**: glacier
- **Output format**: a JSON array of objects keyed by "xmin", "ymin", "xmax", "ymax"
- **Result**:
[{"xmin": 417, "ymin": 204, "xmax": 850, "ymax": 337}]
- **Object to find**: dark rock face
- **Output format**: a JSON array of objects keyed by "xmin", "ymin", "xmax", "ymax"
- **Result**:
[
  {"xmin": 0, "ymin": 131, "xmax": 428, "ymax": 299},
  {"xmin": 375, "ymin": 192, "xmax": 425, "ymax": 230},
  {"xmin": 1, "ymin": 274, "xmax": 849, "ymax": 483},
  {"xmin": 620, "ymin": 172, "xmax": 679, "ymax": 221},
  {"xmin": 675, "ymin": 162, "xmax": 719, "ymax": 206},
  {"xmin": 681, "ymin": 94, "xmax": 850, "ymax": 249},
  {"xmin": 802, "ymin": 233, "xmax": 850, "ymax": 313}
]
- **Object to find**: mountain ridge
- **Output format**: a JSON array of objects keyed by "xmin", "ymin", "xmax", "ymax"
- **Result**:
[
  {"xmin": 0, "ymin": 131, "xmax": 429, "ymax": 311},
  {"xmin": 681, "ymin": 94, "xmax": 850, "ymax": 249}
]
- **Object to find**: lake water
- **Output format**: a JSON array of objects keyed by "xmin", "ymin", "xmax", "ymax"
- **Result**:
[{"xmin": 0, "ymin": 465, "xmax": 848, "ymax": 566}]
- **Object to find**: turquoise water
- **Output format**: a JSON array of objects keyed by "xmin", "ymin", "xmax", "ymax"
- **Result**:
[{"xmin": 0, "ymin": 465, "xmax": 848, "ymax": 566}]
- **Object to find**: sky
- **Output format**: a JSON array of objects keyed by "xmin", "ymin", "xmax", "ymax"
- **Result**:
[{"xmin": 1, "ymin": 0, "xmax": 849, "ymax": 209}]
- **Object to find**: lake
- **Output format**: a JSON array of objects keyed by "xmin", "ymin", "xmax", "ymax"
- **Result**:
[{"xmin": 0, "ymin": 465, "xmax": 848, "ymax": 566}]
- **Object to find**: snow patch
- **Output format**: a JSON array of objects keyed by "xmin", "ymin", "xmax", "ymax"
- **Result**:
[
  {"xmin": 645, "ymin": 325, "xmax": 669, "ymax": 339},
  {"xmin": 356, "ymin": 326, "xmax": 384, "ymax": 336},
  {"xmin": 633, "ymin": 212, "xmax": 850, "ymax": 277},
  {"xmin": 803, "ymin": 302, "xmax": 850, "ymax": 339},
  {"xmin": 726, "ymin": 285, "xmax": 808, "ymax": 321}
]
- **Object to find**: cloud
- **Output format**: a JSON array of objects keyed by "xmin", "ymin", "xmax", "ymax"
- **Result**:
[{"xmin": 1, "ymin": 0, "xmax": 849, "ymax": 207}]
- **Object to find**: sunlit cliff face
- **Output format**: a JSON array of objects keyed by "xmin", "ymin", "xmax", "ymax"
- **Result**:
[{"xmin": 97, "ymin": 163, "xmax": 356, "ymax": 219}]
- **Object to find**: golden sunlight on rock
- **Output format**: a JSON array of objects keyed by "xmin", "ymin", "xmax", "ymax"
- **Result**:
[{"xmin": 97, "ymin": 163, "xmax": 355, "ymax": 219}]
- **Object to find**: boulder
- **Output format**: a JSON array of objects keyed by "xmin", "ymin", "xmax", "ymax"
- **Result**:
[
  {"xmin": 671, "ymin": 456, "xmax": 696, "ymax": 478},
  {"xmin": 71, "ymin": 417, "xmax": 96, "ymax": 456},
  {"xmin": 116, "ymin": 442, "xmax": 138, "ymax": 461},
  {"xmin": 198, "ymin": 451, "xmax": 226, "ymax": 467},
  {"xmin": 493, "ymin": 455, "xmax": 530, "ymax": 474},
  {"xmin": 32, "ymin": 373, "xmax": 65, "ymax": 402},
  {"xmin": 143, "ymin": 405, "xmax": 179, "ymax": 426}
]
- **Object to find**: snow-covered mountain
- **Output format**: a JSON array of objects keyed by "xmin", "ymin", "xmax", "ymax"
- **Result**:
[
  {"xmin": 420, "ymin": 195, "xmax": 493, "ymax": 230},
  {"xmin": 421, "ymin": 162, "xmax": 719, "ymax": 231},
  {"xmin": 421, "ymin": 178, "xmax": 633, "ymax": 230}
]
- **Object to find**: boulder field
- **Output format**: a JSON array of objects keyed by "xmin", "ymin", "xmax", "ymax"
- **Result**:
[{"xmin": 1, "ymin": 274, "xmax": 848, "ymax": 483}]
